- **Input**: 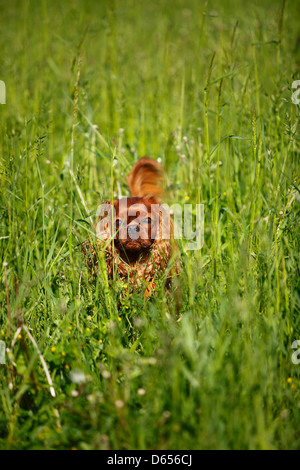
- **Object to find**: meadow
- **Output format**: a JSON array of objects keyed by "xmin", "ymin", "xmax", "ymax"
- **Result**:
[{"xmin": 0, "ymin": 0, "xmax": 299, "ymax": 450}]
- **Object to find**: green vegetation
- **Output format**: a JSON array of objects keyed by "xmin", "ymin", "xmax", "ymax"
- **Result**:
[{"xmin": 0, "ymin": 0, "xmax": 299, "ymax": 450}]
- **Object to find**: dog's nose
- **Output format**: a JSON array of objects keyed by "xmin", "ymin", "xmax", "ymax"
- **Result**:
[{"xmin": 127, "ymin": 224, "xmax": 140, "ymax": 238}]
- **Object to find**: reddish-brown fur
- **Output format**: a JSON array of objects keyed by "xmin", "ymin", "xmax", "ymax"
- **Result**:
[
  {"xmin": 127, "ymin": 157, "xmax": 163, "ymax": 199},
  {"xmin": 83, "ymin": 157, "xmax": 179, "ymax": 291}
]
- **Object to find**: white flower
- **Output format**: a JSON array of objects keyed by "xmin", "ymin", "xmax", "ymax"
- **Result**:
[
  {"xmin": 115, "ymin": 400, "xmax": 124, "ymax": 408},
  {"xmin": 70, "ymin": 369, "xmax": 86, "ymax": 384},
  {"xmin": 102, "ymin": 370, "xmax": 111, "ymax": 379}
]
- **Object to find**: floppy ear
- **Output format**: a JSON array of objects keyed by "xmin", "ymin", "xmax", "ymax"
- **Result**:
[{"xmin": 95, "ymin": 201, "xmax": 115, "ymax": 240}]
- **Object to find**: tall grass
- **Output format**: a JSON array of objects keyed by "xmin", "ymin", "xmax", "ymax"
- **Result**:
[{"xmin": 0, "ymin": 0, "xmax": 299, "ymax": 450}]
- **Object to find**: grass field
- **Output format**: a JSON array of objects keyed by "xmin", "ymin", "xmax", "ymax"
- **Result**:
[{"xmin": 0, "ymin": 0, "xmax": 300, "ymax": 450}]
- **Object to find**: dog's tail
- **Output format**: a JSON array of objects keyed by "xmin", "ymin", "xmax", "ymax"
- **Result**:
[{"xmin": 128, "ymin": 157, "xmax": 163, "ymax": 199}]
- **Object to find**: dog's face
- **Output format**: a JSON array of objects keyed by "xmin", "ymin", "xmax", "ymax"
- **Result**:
[
  {"xmin": 96, "ymin": 197, "xmax": 161, "ymax": 257},
  {"xmin": 114, "ymin": 197, "xmax": 160, "ymax": 253}
]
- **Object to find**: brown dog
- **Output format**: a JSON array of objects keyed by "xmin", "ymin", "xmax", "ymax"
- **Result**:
[{"xmin": 83, "ymin": 157, "xmax": 179, "ymax": 293}]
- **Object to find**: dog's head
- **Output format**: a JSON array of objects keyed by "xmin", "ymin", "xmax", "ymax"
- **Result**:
[{"xmin": 96, "ymin": 197, "xmax": 164, "ymax": 259}]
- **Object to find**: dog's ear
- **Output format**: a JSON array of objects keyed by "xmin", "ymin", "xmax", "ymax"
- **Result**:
[{"xmin": 95, "ymin": 201, "xmax": 115, "ymax": 240}]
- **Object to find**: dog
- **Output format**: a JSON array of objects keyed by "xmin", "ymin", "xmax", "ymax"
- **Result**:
[{"xmin": 83, "ymin": 157, "xmax": 179, "ymax": 295}]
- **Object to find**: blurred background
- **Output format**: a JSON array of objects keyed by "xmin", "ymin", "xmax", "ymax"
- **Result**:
[{"xmin": 0, "ymin": 0, "xmax": 299, "ymax": 450}]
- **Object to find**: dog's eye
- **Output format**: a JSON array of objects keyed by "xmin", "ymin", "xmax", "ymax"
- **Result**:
[
  {"xmin": 142, "ymin": 217, "xmax": 152, "ymax": 225},
  {"xmin": 115, "ymin": 219, "xmax": 125, "ymax": 229}
]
